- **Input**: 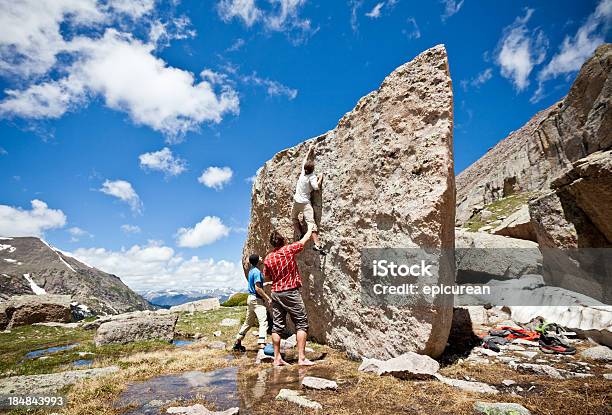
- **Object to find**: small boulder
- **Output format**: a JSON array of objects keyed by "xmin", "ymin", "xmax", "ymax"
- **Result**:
[
  {"xmin": 276, "ymin": 388, "xmax": 322, "ymax": 410},
  {"xmin": 435, "ymin": 374, "xmax": 498, "ymax": 394},
  {"xmin": 358, "ymin": 352, "xmax": 439, "ymax": 380},
  {"xmin": 474, "ymin": 402, "xmax": 531, "ymax": 415},
  {"xmin": 208, "ymin": 341, "xmax": 227, "ymax": 350},
  {"xmin": 94, "ymin": 314, "xmax": 177, "ymax": 346},
  {"xmin": 580, "ymin": 345, "xmax": 612, "ymax": 362},
  {"xmin": 166, "ymin": 404, "xmax": 239, "ymax": 415},
  {"xmin": 301, "ymin": 376, "xmax": 338, "ymax": 390},
  {"xmin": 220, "ymin": 318, "xmax": 240, "ymax": 327}
]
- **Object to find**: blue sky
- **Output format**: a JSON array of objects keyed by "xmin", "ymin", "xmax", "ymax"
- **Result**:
[{"xmin": 0, "ymin": 0, "xmax": 610, "ymax": 293}]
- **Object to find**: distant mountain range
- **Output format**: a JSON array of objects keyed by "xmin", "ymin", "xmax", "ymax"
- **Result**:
[
  {"xmin": 0, "ymin": 237, "xmax": 153, "ymax": 314},
  {"xmin": 140, "ymin": 288, "xmax": 237, "ymax": 308}
]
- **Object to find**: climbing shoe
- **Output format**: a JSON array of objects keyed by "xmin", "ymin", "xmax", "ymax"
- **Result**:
[
  {"xmin": 313, "ymin": 245, "xmax": 328, "ymax": 255},
  {"xmin": 232, "ymin": 343, "xmax": 246, "ymax": 353},
  {"xmin": 539, "ymin": 334, "xmax": 576, "ymax": 355}
]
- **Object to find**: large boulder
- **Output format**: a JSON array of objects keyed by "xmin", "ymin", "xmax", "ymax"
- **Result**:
[
  {"xmin": 0, "ymin": 294, "xmax": 72, "ymax": 329},
  {"xmin": 94, "ymin": 313, "xmax": 178, "ymax": 345},
  {"xmin": 492, "ymin": 205, "xmax": 537, "ymax": 241},
  {"xmin": 243, "ymin": 45, "xmax": 455, "ymax": 359},
  {"xmin": 169, "ymin": 298, "xmax": 220, "ymax": 313}
]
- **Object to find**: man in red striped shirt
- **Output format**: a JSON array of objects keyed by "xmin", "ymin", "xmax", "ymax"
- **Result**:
[{"xmin": 264, "ymin": 224, "xmax": 314, "ymax": 366}]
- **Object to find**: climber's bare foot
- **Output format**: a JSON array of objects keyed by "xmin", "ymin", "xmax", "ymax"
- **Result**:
[
  {"xmin": 298, "ymin": 358, "xmax": 315, "ymax": 366},
  {"xmin": 273, "ymin": 359, "xmax": 289, "ymax": 367}
]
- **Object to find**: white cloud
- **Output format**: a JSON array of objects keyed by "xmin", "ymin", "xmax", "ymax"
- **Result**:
[
  {"xmin": 198, "ymin": 166, "xmax": 234, "ymax": 190},
  {"xmin": 121, "ymin": 224, "xmax": 141, "ymax": 234},
  {"xmin": 441, "ymin": 0, "xmax": 464, "ymax": 22},
  {"xmin": 496, "ymin": 9, "xmax": 548, "ymax": 91},
  {"xmin": 176, "ymin": 216, "xmax": 230, "ymax": 248},
  {"xmin": 0, "ymin": 199, "xmax": 67, "ymax": 237},
  {"xmin": 365, "ymin": 2, "xmax": 384, "ymax": 19},
  {"xmin": 532, "ymin": 0, "xmax": 612, "ymax": 102},
  {"xmin": 72, "ymin": 242, "xmax": 245, "ymax": 291},
  {"xmin": 241, "ymin": 73, "xmax": 298, "ymax": 99},
  {"xmin": 461, "ymin": 68, "xmax": 493, "ymax": 91},
  {"xmin": 0, "ymin": 147, "xmax": 6, "ymax": 155},
  {"xmin": 349, "ymin": 0, "xmax": 363, "ymax": 32},
  {"xmin": 100, "ymin": 179, "xmax": 142, "ymax": 213},
  {"xmin": 217, "ymin": 0, "xmax": 314, "ymax": 42},
  {"xmin": 402, "ymin": 17, "xmax": 420, "ymax": 40},
  {"xmin": 227, "ymin": 38, "xmax": 246, "ymax": 52},
  {"xmin": 68, "ymin": 226, "xmax": 92, "ymax": 242},
  {"xmin": 0, "ymin": 1, "xmax": 238, "ymax": 140},
  {"xmin": 139, "ymin": 147, "xmax": 187, "ymax": 177}
]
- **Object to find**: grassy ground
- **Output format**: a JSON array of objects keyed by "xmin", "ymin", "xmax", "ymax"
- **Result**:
[
  {"xmin": 464, "ymin": 192, "xmax": 534, "ymax": 232},
  {"xmin": 2, "ymin": 307, "xmax": 610, "ymax": 415}
]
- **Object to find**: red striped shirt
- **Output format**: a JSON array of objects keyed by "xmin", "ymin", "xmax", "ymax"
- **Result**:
[{"xmin": 264, "ymin": 242, "xmax": 304, "ymax": 292}]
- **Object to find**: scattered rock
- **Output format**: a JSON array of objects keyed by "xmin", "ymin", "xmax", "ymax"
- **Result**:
[
  {"xmin": 169, "ymin": 298, "xmax": 221, "ymax": 313},
  {"xmin": 208, "ymin": 341, "xmax": 227, "ymax": 350},
  {"xmin": 0, "ymin": 366, "xmax": 119, "ymax": 394},
  {"xmin": 603, "ymin": 373, "xmax": 612, "ymax": 380},
  {"xmin": 474, "ymin": 401, "xmax": 531, "ymax": 415},
  {"xmin": 301, "ymin": 376, "xmax": 338, "ymax": 390},
  {"xmin": 516, "ymin": 351, "xmax": 538, "ymax": 360},
  {"xmin": 580, "ymin": 345, "xmax": 612, "ymax": 362},
  {"xmin": 512, "ymin": 339, "xmax": 540, "ymax": 348},
  {"xmin": 281, "ymin": 334, "xmax": 297, "ymax": 350},
  {"xmin": 501, "ymin": 379, "xmax": 516, "ymax": 386},
  {"xmin": 510, "ymin": 362, "xmax": 593, "ymax": 380},
  {"xmin": 1, "ymin": 294, "xmax": 72, "ymax": 329},
  {"xmin": 255, "ymin": 349, "xmax": 273, "ymax": 364},
  {"xmin": 220, "ymin": 318, "xmax": 240, "ymax": 327},
  {"xmin": 358, "ymin": 352, "xmax": 440, "ymax": 380},
  {"xmin": 213, "ymin": 331, "xmax": 222, "ymax": 337},
  {"xmin": 94, "ymin": 314, "xmax": 178, "ymax": 346},
  {"xmin": 243, "ymin": 45, "xmax": 455, "ymax": 359},
  {"xmin": 435, "ymin": 374, "xmax": 498, "ymax": 394},
  {"xmin": 276, "ymin": 388, "xmax": 322, "ymax": 410},
  {"xmin": 166, "ymin": 403, "xmax": 239, "ymax": 415},
  {"xmin": 473, "ymin": 347, "xmax": 499, "ymax": 357}
]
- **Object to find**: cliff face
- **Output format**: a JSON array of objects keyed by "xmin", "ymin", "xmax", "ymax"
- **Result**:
[
  {"xmin": 0, "ymin": 237, "xmax": 153, "ymax": 314},
  {"xmin": 457, "ymin": 43, "xmax": 612, "ymax": 225},
  {"xmin": 243, "ymin": 45, "xmax": 455, "ymax": 359}
]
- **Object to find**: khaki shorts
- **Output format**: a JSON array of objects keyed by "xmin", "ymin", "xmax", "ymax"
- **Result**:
[
  {"xmin": 291, "ymin": 201, "xmax": 317, "ymax": 232},
  {"xmin": 271, "ymin": 288, "xmax": 308, "ymax": 334}
]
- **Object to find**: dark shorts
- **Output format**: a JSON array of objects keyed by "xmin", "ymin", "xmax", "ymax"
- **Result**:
[{"xmin": 271, "ymin": 288, "xmax": 309, "ymax": 334}]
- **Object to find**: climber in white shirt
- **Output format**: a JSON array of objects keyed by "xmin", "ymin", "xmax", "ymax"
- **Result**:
[{"xmin": 292, "ymin": 144, "xmax": 326, "ymax": 255}]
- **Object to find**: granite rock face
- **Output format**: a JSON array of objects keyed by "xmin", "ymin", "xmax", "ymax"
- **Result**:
[
  {"xmin": 243, "ymin": 45, "xmax": 455, "ymax": 358},
  {"xmin": 457, "ymin": 43, "xmax": 611, "ymax": 226},
  {"xmin": 0, "ymin": 294, "xmax": 72, "ymax": 329}
]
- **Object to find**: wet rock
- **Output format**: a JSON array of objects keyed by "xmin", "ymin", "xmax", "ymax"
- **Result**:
[
  {"xmin": 301, "ymin": 376, "xmax": 338, "ymax": 390},
  {"xmin": 166, "ymin": 404, "xmax": 239, "ymax": 415},
  {"xmin": 580, "ymin": 345, "xmax": 612, "ymax": 362},
  {"xmin": 169, "ymin": 298, "xmax": 220, "ymax": 313},
  {"xmin": 94, "ymin": 314, "xmax": 178, "ymax": 345},
  {"xmin": 474, "ymin": 401, "xmax": 531, "ymax": 415},
  {"xmin": 220, "ymin": 318, "xmax": 240, "ymax": 327},
  {"xmin": 276, "ymin": 388, "xmax": 322, "ymax": 410},
  {"xmin": 0, "ymin": 366, "xmax": 119, "ymax": 394},
  {"xmin": 435, "ymin": 374, "xmax": 498, "ymax": 394},
  {"xmin": 358, "ymin": 352, "xmax": 440, "ymax": 379},
  {"xmin": 1, "ymin": 294, "xmax": 72, "ymax": 329},
  {"xmin": 243, "ymin": 45, "xmax": 455, "ymax": 359}
]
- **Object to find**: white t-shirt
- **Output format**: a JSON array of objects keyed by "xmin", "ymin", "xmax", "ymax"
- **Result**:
[{"xmin": 293, "ymin": 171, "xmax": 319, "ymax": 204}]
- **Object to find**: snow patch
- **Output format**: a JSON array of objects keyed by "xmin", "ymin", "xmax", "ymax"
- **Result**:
[
  {"xmin": 0, "ymin": 237, "xmax": 13, "ymax": 240},
  {"xmin": 3, "ymin": 258, "xmax": 17, "ymax": 263},
  {"xmin": 57, "ymin": 249, "xmax": 92, "ymax": 269},
  {"xmin": 23, "ymin": 273, "xmax": 46, "ymax": 295},
  {"xmin": 38, "ymin": 238, "xmax": 77, "ymax": 273},
  {"xmin": 57, "ymin": 254, "xmax": 77, "ymax": 273},
  {"xmin": 0, "ymin": 244, "xmax": 16, "ymax": 253}
]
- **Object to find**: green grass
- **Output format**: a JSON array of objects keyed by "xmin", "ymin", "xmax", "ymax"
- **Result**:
[
  {"xmin": 175, "ymin": 307, "xmax": 247, "ymax": 345},
  {"xmin": 464, "ymin": 192, "xmax": 534, "ymax": 232},
  {"xmin": 221, "ymin": 292, "xmax": 249, "ymax": 307}
]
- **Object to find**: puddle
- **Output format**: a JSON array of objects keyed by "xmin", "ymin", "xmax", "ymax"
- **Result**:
[
  {"xmin": 172, "ymin": 339, "xmax": 195, "ymax": 347},
  {"xmin": 116, "ymin": 364, "xmax": 337, "ymax": 414},
  {"xmin": 25, "ymin": 344, "xmax": 79, "ymax": 359},
  {"xmin": 73, "ymin": 359, "xmax": 93, "ymax": 367}
]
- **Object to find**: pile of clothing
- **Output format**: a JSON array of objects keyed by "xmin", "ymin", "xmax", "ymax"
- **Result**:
[{"xmin": 481, "ymin": 317, "xmax": 576, "ymax": 355}]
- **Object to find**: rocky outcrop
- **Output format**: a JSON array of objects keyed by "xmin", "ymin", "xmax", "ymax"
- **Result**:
[
  {"xmin": 457, "ymin": 43, "xmax": 611, "ymax": 226},
  {"xmin": 0, "ymin": 366, "xmax": 119, "ymax": 395},
  {"xmin": 243, "ymin": 45, "xmax": 455, "ymax": 359},
  {"xmin": 492, "ymin": 205, "xmax": 537, "ymax": 241},
  {"xmin": 94, "ymin": 313, "xmax": 178, "ymax": 345},
  {"xmin": 169, "ymin": 298, "xmax": 220, "ymax": 313},
  {"xmin": 0, "ymin": 294, "xmax": 72, "ymax": 329},
  {"xmin": 0, "ymin": 237, "xmax": 153, "ymax": 314}
]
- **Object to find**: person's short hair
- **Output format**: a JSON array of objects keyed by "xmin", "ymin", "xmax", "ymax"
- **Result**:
[
  {"xmin": 269, "ymin": 230, "xmax": 285, "ymax": 248},
  {"xmin": 304, "ymin": 160, "xmax": 315, "ymax": 175},
  {"xmin": 248, "ymin": 254, "xmax": 260, "ymax": 266}
]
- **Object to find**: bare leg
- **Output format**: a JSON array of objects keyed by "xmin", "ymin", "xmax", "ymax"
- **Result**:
[
  {"xmin": 272, "ymin": 333, "xmax": 288, "ymax": 366},
  {"xmin": 297, "ymin": 329, "xmax": 314, "ymax": 366}
]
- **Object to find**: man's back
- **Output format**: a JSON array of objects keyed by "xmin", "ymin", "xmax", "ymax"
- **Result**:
[
  {"xmin": 294, "ymin": 172, "xmax": 318, "ymax": 204},
  {"xmin": 264, "ymin": 242, "xmax": 304, "ymax": 292}
]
